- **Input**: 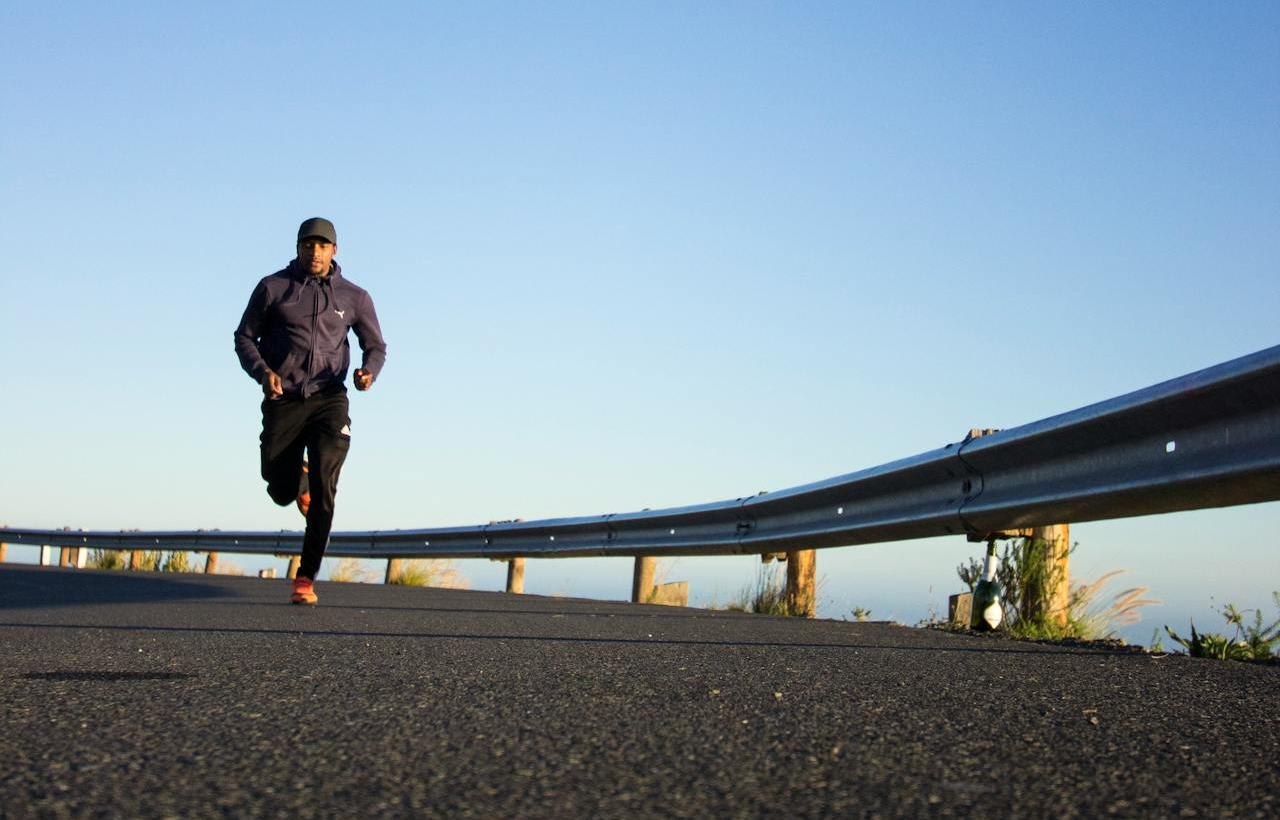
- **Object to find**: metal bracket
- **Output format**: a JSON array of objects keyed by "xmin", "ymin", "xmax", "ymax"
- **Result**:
[{"xmin": 957, "ymin": 426, "xmax": 1003, "ymax": 540}]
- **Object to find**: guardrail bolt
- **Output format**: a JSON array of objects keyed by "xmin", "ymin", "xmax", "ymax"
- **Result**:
[
  {"xmin": 785, "ymin": 549, "xmax": 816, "ymax": 618},
  {"xmin": 506, "ymin": 557, "xmax": 525, "ymax": 594}
]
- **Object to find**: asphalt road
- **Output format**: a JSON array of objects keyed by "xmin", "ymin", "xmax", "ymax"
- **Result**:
[{"xmin": 0, "ymin": 565, "xmax": 1276, "ymax": 819}]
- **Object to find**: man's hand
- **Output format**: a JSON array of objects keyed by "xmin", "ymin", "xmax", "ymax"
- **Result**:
[
  {"xmin": 354, "ymin": 368, "xmax": 374, "ymax": 391},
  {"xmin": 261, "ymin": 369, "xmax": 284, "ymax": 399}
]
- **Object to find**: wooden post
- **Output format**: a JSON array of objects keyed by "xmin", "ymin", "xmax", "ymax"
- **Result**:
[
  {"xmin": 287, "ymin": 556, "xmax": 301, "ymax": 580},
  {"xmin": 385, "ymin": 558, "xmax": 404, "ymax": 585},
  {"xmin": 631, "ymin": 556, "xmax": 656, "ymax": 603},
  {"xmin": 204, "ymin": 552, "xmax": 219, "ymax": 575},
  {"xmin": 0, "ymin": 543, "xmax": 6, "ymax": 563},
  {"xmin": 129, "ymin": 550, "xmax": 143, "ymax": 571},
  {"xmin": 785, "ymin": 549, "xmax": 816, "ymax": 618},
  {"xmin": 39, "ymin": 546, "xmax": 52, "ymax": 566},
  {"xmin": 1027, "ymin": 524, "xmax": 1071, "ymax": 628},
  {"xmin": 948, "ymin": 592, "xmax": 974, "ymax": 628},
  {"xmin": 68, "ymin": 548, "xmax": 80, "ymax": 567},
  {"xmin": 505, "ymin": 558, "xmax": 525, "ymax": 594},
  {"xmin": 649, "ymin": 581, "xmax": 689, "ymax": 607},
  {"xmin": 59, "ymin": 548, "xmax": 71, "ymax": 567}
]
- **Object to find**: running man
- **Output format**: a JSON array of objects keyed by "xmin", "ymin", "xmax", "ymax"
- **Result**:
[{"xmin": 234, "ymin": 217, "xmax": 387, "ymax": 604}]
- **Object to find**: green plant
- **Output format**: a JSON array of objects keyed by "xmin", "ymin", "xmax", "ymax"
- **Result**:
[
  {"xmin": 1014, "ymin": 537, "xmax": 1071, "ymax": 626},
  {"xmin": 1165, "ymin": 593, "xmax": 1280, "ymax": 662},
  {"xmin": 851, "ymin": 607, "xmax": 872, "ymax": 622},
  {"xmin": 955, "ymin": 539, "xmax": 1158, "ymax": 640},
  {"xmin": 1164, "ymin": 622, "xmax": 1253, "ymax": 661},
  {"xmin": 725, "ymin": 564, "xmax": 799, "ymax": 616},
  {"xmin": 86, "ymin": 549, "xmax": 126, "ymax": 570},
  {"xmin": 958, "ymin": 538, "xmax": 1055, "ymax": 631},
  {"xmin": 986, "ymin": 537, "xmax": 1075, "ymax": 631},
  {"xmin": 1230, "ymin": 593, "xmax": 1280, "ymax": 660},
  {"xmin": 956, "ymin": 556, "xmax": 982, "ymax": 594}
]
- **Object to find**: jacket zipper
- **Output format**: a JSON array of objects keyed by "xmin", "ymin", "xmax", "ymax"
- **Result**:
[{"xmin": 308, "ymin": 279, "xmax": 319, "ymax": 382}]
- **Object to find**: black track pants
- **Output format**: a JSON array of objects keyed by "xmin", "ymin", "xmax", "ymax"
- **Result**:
[{"xmin": 259, "ymin": 388, "xmax": 351, "ymax": 580}]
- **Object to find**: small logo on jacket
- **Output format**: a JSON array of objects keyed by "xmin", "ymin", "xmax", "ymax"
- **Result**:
[
  {"xmin": 334, "ymin": 309, "xmax": 346, "ymax": 319},
  {"xmin": 340, "ymin": 424, "xmax": 351, "ymax": 437}
]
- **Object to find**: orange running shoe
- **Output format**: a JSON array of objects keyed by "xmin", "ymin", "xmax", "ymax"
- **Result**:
[
  {"xmin": 296, "ymin": 462, "xmax": 310, "ymax": 517},
  {"xmin": 291, "ymin": 577, "xmax": 318, "ymax": 605}
]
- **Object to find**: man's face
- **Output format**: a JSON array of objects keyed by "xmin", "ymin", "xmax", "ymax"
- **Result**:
[{"xmin": 297, "ymin": 237, "xmax": 337, "ymax": 277}]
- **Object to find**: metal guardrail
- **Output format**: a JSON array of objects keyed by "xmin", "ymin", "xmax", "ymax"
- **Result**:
[{"xmin": 5, "ymin": 345, "xmax": 1279, "ymax": 561}]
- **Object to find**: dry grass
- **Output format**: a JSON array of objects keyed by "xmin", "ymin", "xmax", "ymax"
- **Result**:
[
  {"xmin": 1069, "ymin": 570, "xmax": 1160, "ymax": 639},
  {"xmin": 329, "ymin": 558, "xmax": 379, "ymax": 584},
  {"xmin": 388, "ymin": 559, "xmax": 470, "ymax": 589},
  {"xmin": 161, "ymin": 551, "xmax": 194, "ymax": 573},
  {"xmin": 132, "ymin": 550, "xmax": 164, "ymax": 571},
  {"xmin": 86, "ymin": 549, "xmax": 127, "ymax": 570},
  {"xmin": 725, "ymin": 564, "xmax": 793, "ymax": 616}
]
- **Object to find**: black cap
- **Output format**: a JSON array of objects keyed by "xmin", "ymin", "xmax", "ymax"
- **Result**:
[{"xmin": 297, "ymin": 217, "xmax": 337, "ymax": 245}]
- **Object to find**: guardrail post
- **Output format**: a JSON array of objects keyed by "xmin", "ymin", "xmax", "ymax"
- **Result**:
[
  {"xmin": 631, "ymin": 556, "xmax": 656, "ymax": 603},
  {"xmin": 1027, "ymin": 524, "xmax": 1071, "ymax": 627},
  {"xmin": 67, "ymin": 548, "xmax": 80, "ymax": 567},
  {"xmin": 286, "ymin": 556, "xmax": 301, "ymax": 580},
  {"xmin": 59, "ymin": 548, "xmax": 71, "ymax": 567},
  {"xmin": 40, "ymin": 546, "xmax": 52, "ymax": 567},
  {"xmin": 785, "ymin": 549, "xmax": 816, "ymax": 618},
  {"xmin": 506, "ymin": 558, "xmax": 525, "ymax": 594},
  {"xmin": 129, "ymin": 550, "xmax": 143, "ymax": 571},
  {"xmin": 204, "ymin": 552, "xmax": 219, "ymax": 574},
  {"xmin": 385, "ymin": 558, "xmax": 404, "ymax": 584},
  {"xmin": 0, "ymin": 543, "xmax": 6, "ymax": 563}
]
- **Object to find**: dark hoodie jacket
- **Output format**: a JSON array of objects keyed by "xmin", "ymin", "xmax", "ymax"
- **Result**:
[{"xmin": 234, "ymin": 260, "xmax": 387, "ymax": 398}]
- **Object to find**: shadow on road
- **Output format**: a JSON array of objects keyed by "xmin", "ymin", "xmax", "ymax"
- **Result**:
[{"xmin": 0, "ymin": 565, "xmax": 234, "ymax": 610}]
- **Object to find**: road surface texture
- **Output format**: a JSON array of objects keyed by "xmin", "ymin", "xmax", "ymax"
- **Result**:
[{"xmin": 0, "ymin": 564, "xmax": 1276, "ymax": 818}]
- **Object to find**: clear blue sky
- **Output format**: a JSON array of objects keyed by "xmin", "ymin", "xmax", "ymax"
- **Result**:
[{"xmin": 2, "ymin": 2, "xmax": 1277, "ymax": 643}]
